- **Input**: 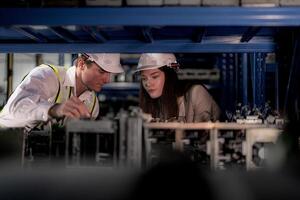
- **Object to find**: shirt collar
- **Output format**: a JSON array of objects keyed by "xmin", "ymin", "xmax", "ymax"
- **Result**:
[{"xmin": 64, "ymin": 66, "xmax": 76, "ymax": 87}]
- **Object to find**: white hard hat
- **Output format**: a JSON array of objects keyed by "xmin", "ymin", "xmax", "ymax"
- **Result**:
[
  {"xmin": 135, "ymin": 53, "xmax": 179, "ymax": 73},
  {"xmin": 83, "ymin": 53, "xmax": 124, "ymax": 73}
]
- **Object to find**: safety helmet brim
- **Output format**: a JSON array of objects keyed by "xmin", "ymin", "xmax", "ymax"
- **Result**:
[{"xmin": 83, "ymin": 53, "xmax": 124, "ymax": 73}]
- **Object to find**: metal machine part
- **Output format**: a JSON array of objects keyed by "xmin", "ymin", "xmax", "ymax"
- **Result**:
[
  {"xmin": 117, "ymin": 107, "xmax": 144, "ymax": 168},
  {"xmin": 217, "ymin": 129, "xmax": 246, "ymax": 170},
  {"xmin": 2, "ymin": 108, "xmax": 283, "ymax": 171},
  {"xmin": 143, "ymin": 122, "xmax": 282, "ymax": 170},
  {"xmin": 24, "ymin": 130, "xmax": 51, "ymax": 167},
  {"xmin": 65, "ymin": 107, "xmax": 144, "ymax": 169},
  {"xmin": 65, "ymin": 119, "xmax": 117, "ymax": 168},
  {"xmin": 245, "ymin": 128, "xmax": 282, "ymax": 170},
  {"xmin": 0, "ymin": 128, "xmax": 24, "ymax": 167},
  {"xmin": 225, "ymin": 103, "xmax": 283, "ymax": 126}
]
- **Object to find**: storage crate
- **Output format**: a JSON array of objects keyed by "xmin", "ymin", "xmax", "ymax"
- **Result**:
[
  {"xmin": 164, "ymin": 0, "xmax": 179, "ymax": 5},
  {"xmin": 241, "ymin": 0, "xmax": 279, "ymax": 6},
  {"xmin": 202, "ymin": 0, "xmax": 239, "ymax": 6},
  {"xmin": 127, "ymin": 0, "xmax": 163, "ymax": 6},
  {"xmin": 86, "ymin": 0, "xmax": 122, "ymax": 6},
  {"xmin": 149, "ymin": 0, "xmax": 164, "ymax": 5},
  {"xmin": 179, "ymin": 0, "xmax": 201, "ymax": 6},
  {"xmin": 42, "ymin": 0, "xmax": 81, "ymax": 7},
  {"xmin": 280, "ymin": 0, "xmax": 300, "ymax": 6}
]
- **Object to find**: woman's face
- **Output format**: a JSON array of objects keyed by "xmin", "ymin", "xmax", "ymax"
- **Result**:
[{"xmin": 141, "ymin": 68, "xmax": 165, "ymax": 99}]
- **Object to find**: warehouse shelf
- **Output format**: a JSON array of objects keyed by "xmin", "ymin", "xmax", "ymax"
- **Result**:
[
  {"xmin": 1, "ymin": 7, "xmax": 300, "ymax": 26},
  {"xmin": 1, "ymin": 7, "xmax": 299, "ymax": 53},
  {"xmin": 99, "ymin": 82, "xmax": 139, "ymax": 101},
  {"xmin": 0, "ymin": 6, "xmax": 296, "ymax": 111}
]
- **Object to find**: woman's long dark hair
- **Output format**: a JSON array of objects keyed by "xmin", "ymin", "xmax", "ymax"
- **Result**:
[{"xmin": 139, "ymin": 66, "xmax": 185, "ymax": 121}]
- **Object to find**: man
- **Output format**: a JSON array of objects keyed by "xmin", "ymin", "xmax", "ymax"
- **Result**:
[{"xmin": 0, "ymin": 53, "xmax": 124, "ymax": 132}]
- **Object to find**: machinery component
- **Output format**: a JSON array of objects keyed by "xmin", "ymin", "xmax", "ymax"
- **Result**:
[
  {"xmin": 24, "ymin": 130, "xmax": 51, "ymax": 167},
  {"xmin": 146, "ymin": 129, "xmax": 176, "ymax": 165},
  {"xmin": 65, "ymin": 119, "xmax": 117, "ymax": 168},
  {"xmin": 245, "ymin": 128, "xmax": 282, "ymax": 170},
  {"xmin": 118, "ymin": 107, "xmax": 144, "ymax": 168},
  {"xmin": 183, "ymin": 130, "xmax": 210, "ymax": 167},
  {"xmin": 0, "ymin": 128, "xmax": 24, "ymax": 167},
  {"xmin": 252, "ymin": 142, "xmax": 274, "ymax": 166},
  {"xmin": 217, "ymin": 130, "xmax": 246, "ymax": 170},
  {"xmin": 2, "ymin": 108, "xmax": 282, "ymax": 171},
  {"xmin": 143, "ymin": 122, "xmax": 282, "ymax": 170},
  {"xmin": 177, "ymin": 68, "xmax": 220, "ymax": 81},
  {"xmin": 226, "ymin": 102, "xmax": 283, "ymax": 125}
]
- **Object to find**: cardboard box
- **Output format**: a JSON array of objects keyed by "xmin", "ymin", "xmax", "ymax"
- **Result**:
[
  {"xmin": 42, "ymin": 0, "xmax": 80, "ymax": 7},
  {"xmin": 241, "ymin": 0, "xmax": 279, "ymax": 6},
  {"xmin": 179, "ymin": 0, "xmax": 201, "ymax": 5},
  {"xmin": 164, "ymin": 0, "xmax": 179, "ymax": 5},
  {"xmin": 86, "ymin": 0, "xmax": 122, "ymax": 6},
  {"xmin": 126, "ymin": 0, "xmax": 163, "ymax": 6},
  {"xmin": 280, "ymin": 0, "xmax": 300, "ymax": 6},
  {"xmin": 202, "ymin": 0, "xmax": 239, "ymax": 6}
]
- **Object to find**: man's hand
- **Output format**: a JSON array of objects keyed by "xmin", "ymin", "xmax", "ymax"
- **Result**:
[{"xmin": 48, "ymin": 96, "xmax": 91, "ymax": 119}]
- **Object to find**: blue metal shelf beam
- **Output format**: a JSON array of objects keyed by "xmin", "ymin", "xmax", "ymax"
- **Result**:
[
  {"xmin": 0, "ymin": 41, "xmax": 275, "ymax": 53},
  {"xmin": 82, "ymin": 26, "xmax": 107, "ymax": 43},
  {"xmin": 49, "ymin": 27, "xmax": 77, "ymax": 43},
  {"xmin": 193, "ymin": 27, "xmax": 206, "ymax": 43},
  {"xmin": 12, "ymin": 27, "xmax": 48, "ymax": 43},
  {"xmin": 1, "ymin": 7, "xmax": 300, "ymax": 26},
  {"xmin": 242, "ymin": 53, "xmax": 248, "ymax": 105},
  {"xmin": 240, "ymin": 27, "xmax": 261, "ymax": 43},
  {"xmin": 141, "ymin": 27, "xmax": 154, "ymax": 43}
]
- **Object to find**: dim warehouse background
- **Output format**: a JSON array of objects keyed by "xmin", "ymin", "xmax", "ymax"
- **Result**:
[{"xmin": 1, "ymin": 0, "xmax": 300, "ymax": 200}]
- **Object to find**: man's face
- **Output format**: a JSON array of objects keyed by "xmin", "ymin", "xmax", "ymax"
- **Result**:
[{"xmin": 81, "ymin": 62, "xmax": 110, "ymax": 92}]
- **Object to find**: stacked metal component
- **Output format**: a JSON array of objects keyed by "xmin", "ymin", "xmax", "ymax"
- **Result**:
[
  {"xmin": 0, "ymin": 107, "xmax": 283, "ymax": 170},
  {"xmin": 143, "ymin": 122, "xmax": 282, "ymax": 170},
  {"xmin": 65, "ymin": 119, "xmax": 117, "ymax": 168},
  {"xmin": 65, "ymin": 107, "xmax": 144, "ymax": 168},
  {"xmin": 0, "ymin": 128, "xmax": 24, "ymax": 167},
  {"xmin": 225, "ymin": 102, "xmax": 283, "ymax": 125}
]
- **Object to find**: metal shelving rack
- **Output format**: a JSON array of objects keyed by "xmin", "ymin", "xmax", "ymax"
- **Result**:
[
  {"xmin": 2, "ymin": 7, "xmax": 300, "ymax": 53},
  {"xmin": 0, "ymin": 6, "xmax": 298, "ymax": 111}
]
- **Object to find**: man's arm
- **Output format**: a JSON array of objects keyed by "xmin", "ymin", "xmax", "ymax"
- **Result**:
[{"xmin": 0, "ymin": 66, "xmax": 58, "ymax": 127}]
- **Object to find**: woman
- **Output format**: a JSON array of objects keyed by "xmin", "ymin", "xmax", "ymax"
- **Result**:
[{"xmin": 136, "ymin": 53, "xmax": 220, "ymax": 122}]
